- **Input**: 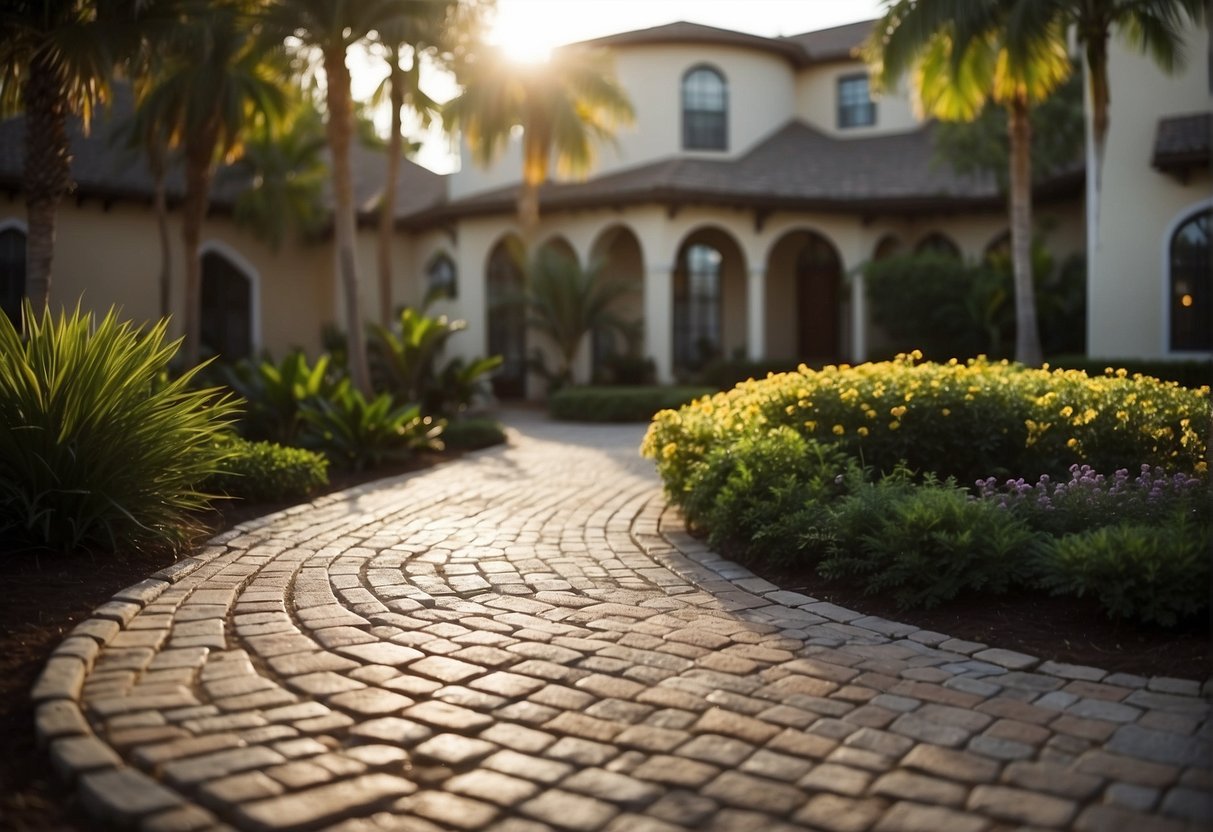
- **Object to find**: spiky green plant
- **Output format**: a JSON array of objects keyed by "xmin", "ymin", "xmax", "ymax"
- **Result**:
[
  {"xmin": 300, "ymin": 387, "xmax": 443, "ymax": 471},
  {"xmin": 0, "ymin": 304, "xmax": 238, "ymax": 552}
]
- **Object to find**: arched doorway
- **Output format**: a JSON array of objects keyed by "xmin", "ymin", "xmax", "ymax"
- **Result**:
[
  {"xmin": 672, "ymin": 227, "xmax": 746, "ymax": 374},
  {"xmin": 766, "ymin": 230, "xmax": 843, "ymax": 362},
  {"xmin": 200, "ymin": 249, "xmax": 253, "ymax": 360},
  {"xmin": 588, "ymin": 225, "xmax": 644, "ymax": 380},
  {"xmin": 486, "ymin": 236, "xmax": 527, "ymax": 398},
  {"xmin": 1169, "ymin": 206, "xmax": 1211, "ymax": 352}
]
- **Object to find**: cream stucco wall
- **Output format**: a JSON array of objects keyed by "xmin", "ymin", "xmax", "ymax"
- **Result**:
[
  {"xmin": 795, "ymin": 60, "xmax": 920, "ymax": 137},
  {"xmin": 1088, "ymin": 25, "xmax": 1211, "ymax": 359},
  {"xmin": 450, "ymin": 43, "xmax": 798, "ymax": 199}
]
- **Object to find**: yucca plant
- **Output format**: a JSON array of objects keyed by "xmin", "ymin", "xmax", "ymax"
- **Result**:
[
  {"xmin": 221, "ymin": 351, "xmax": 346, "ymax": 443},
  {"xmin": 299, "ymin": 387, "xmax": 444, "ymax": 471},
  {"xmin": 0, "ymin": 304, "xmax": 238, "ymax": 552}
]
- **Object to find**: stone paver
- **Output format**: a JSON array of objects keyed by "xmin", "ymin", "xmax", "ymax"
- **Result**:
[{"xmin": 34, "ymin": 411, "xmax": 1212, "ymax": 830}]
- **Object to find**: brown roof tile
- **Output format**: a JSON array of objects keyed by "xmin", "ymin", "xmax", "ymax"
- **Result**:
[
  {"xmin": 579, "ymin": 21, "xmax": 808, "ymax": 66},
  {"xmin": 780, "ymin": 20, "xmax": 876, "ymax": 62}
]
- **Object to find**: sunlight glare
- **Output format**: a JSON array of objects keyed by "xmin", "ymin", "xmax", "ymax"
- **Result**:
[{"xmin": 488, "ymin": 7, "xmax": 563, "ymax": 64}]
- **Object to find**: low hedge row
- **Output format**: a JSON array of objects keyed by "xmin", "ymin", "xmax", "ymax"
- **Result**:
[
  {"xmin": 1047, "ymin": 356, "xmax": 1211, "ymax": 390},
  {"xmin": 550, "ymin": 385, "xmax": 714, "ymax": 422},
  {"xmin": 442, "ymin": 418, "xmax": 508, "ymax": 450}
]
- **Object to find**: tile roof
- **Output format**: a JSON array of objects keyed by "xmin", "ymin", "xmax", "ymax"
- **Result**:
[
  {"xmin": 780, "ymin": 20, "xmax": 876, "ymax": 62},
  {"xmin": 1152, "ymin": 111, "xmax": 1211, "ymax": 173},
  {"xmin": 408, "ymin": 120, "xmax": 1082, "ymax": 227},
  {"xmin": 0, "ymin": 85, "xmax": 446, "ymax": 223},
  {"xmin": 579, "ymin": 21, "xmax": 810, "ymax": 66}
]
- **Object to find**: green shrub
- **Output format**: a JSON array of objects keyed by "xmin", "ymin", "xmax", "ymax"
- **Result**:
[
  {"xmin": 820, "ymin": 471, "xmax": 1046, "ymax": 610},
  {"xmin": 208, "ymin": 437, "xmax": 328, "ymax": 502},
  {"xmin": 693, "ymin": 358, "xmax": 806, "ymax": 391},
  {"xmin": 643, "ymin": 355, "xmax": 1209, "ymax": 492},
  {"xmin": 684, "ymin": 428, "xmax": 855, "ymax": 566},
  {"xmin": 441, "ymin": 418, "xmax": 507, "ymax": 451},
  {"xmin": 222, "ymin": 352, "xmax": 345, "ymax": 443},
  {"xmin": 300, "ymin": 387, "xmax": 443, "ymax": 470},
  {"xmin": 0, "ymin": 305, "xmax": 237, "ymax": 552},
  {"xmin": 1037, "ymin": 513, "xmax": 1210, "ymax": 627},
  {"xmin": 551, "ymin": 385, "xmax": 714, "ymax": 422},
  {"xmin": 369, "ymin": 306, "xmax": 501, "ymax": 417},
  {"xmin": 1048, "ymin": 356, "xmax": 1212, "ymax": 390}
]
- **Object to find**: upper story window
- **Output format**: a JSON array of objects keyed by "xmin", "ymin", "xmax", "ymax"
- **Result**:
[
  {"xmin": 838, "ymin": 74, "xmax": 876, "ymax": 129},
  {"xmin": 682, "ymin": 66, "xmax": 727, "ymax": 151}
]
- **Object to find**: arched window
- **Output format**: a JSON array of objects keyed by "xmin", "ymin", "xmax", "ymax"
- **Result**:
[
  {"xmin": 916, "ymin": 233, "xmax": 961, "ymax": 259},
  {"xmin": 425, "ymin": 253, "xmax": 457, "ymax": 300},
  {"xmin": 682, "ymin": 66, "xmax": 727, "ymax": 151},
  {"xmin": 1170, "ymin": 207, "xmax": 1211, "ymax": 352},
  {"xmin": 201, "ymin": 250, "xmax": 253, "ymax": 360},
  {"xmin": 0, "ymin": 226, "xmax": 26, "ymax": 324},
  {"xmin": 674, "ymin": 244, "xmax": 723, "ymax": 369},
  {"xmin": 487, "ymin": 240, "xmax": 526, "ymax": 397}
]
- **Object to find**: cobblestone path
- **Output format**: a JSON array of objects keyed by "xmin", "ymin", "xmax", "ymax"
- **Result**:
[{"xmin": 33, "ymin": 413, "xmax": 1212, "ymax": 831}]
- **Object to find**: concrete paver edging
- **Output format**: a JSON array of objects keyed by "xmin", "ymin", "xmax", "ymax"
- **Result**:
[{"xmin": 32, "ymin": 413, "xmax": 1212, "ymax": 831}]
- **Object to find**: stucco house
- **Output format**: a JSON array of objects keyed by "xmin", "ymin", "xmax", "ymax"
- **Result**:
[{"xmin": 0, "ymin": 18, "xmax": 1208, "ymax": 395}]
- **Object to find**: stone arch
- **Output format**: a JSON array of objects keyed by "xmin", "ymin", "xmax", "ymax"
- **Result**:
[
  {"xmin": 915, "ymin": 232, "xmax": 961, "ymax": 258},
  {"xmin": 873, "ymin": 234, "xmax": 901, "ymax": 261}
]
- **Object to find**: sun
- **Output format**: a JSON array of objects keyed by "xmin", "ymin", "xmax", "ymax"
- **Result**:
[{"xmin": 487, "ymin": 3, "xmax": 565, "ymax": 63}]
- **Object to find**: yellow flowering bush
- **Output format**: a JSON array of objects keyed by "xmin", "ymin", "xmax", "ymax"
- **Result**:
[{"xmin": 642, "ymin": 354, "xmax": 1209, "ymax": 493}]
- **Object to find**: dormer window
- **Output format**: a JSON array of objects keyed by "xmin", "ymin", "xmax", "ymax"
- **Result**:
[
  {"xmin": 838, "ymin": 74, "xmax": 876, "ymax": 128},
  {"xmin": 682, "ymin": 66, "xmax": 727, "ymax": 151}
]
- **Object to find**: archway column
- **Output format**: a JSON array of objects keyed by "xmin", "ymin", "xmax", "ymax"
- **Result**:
[
  {"xmin": 644, "ymin": 262, "xmax": 674, "ymax": 383},
  {"xmin": 746, "ymin": 265, "xmax": 765, "ymax": 361},
  {"xmin": 850, "ymin": 268, "xmax": 867, "ymax": 363}
]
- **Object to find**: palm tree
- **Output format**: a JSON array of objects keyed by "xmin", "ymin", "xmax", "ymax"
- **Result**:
[
  {"xmin": 226, "ymin": 99, "xmax": 328, "ymax": 250},
  {"xmin": 868, "ymin": 0, "xmax": 1072, "ymax": 366},
  {"xmin": 0, "ymin": 1, "xmax": 138, "ymax": 312},
  {"xmin": 445, "ymin": 44, "xmax": 635, "ymax": 233},
  {"xmin": 524, "ymin": 247, "xmax": 638, "ymax": 388},
  {"xmin": 261, "ymin": 0, "xmax": 431, "ymax": 394},
  {"xmin": 1012, "ymin": 0, "xmax": 1206, "ymax": 243},
  {"xmin": 370, "ymin": 4, "xmax": 448, "ymax": 327},
  {"xmin": 136, "ymin": 4, "xmax": 287, "ymax": 365}
]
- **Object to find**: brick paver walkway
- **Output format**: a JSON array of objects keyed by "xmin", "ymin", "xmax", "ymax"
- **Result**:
[{"xmin": 33, "ymin": 412, "xmax": 1212, "ymax": 831}]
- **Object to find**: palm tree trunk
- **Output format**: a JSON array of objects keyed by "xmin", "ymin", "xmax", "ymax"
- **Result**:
[
  {"xmin": 324, "ymin": 46, "xmax": 373, "ymax": 396},
  {"xmin": 377, "ymin": 53, "xmax": 403, "ymax": 328},
  {"xmin": 1008, "ymin": 97, "xmax": 1043, "ymax": 366},
  {"xmin": 22, "ymin": 51, "xmax": 70, "ymax": 312},
  {"xmin": 181, "ymin": 139, "xmax": 213, "ymax": 367},
  {"xmin": 152, "ymin": 152, "xmax": 172, "ymax": 320}
]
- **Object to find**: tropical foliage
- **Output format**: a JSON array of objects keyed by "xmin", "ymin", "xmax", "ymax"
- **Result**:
[
  {"xmin": 300, "ymin": 388, "xmax": 443, "ymax": 471},
  {"xmin": 0, "ymin": 304, "xmax": 237, "ymax": 551}
]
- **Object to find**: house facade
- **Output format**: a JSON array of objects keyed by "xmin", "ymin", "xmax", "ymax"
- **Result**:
[{"xmin": 0, "ymin": 18, "xmax": 1207, "ymax": 393}]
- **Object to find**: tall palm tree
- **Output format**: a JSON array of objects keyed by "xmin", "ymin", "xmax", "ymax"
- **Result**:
[
  {"xmin": 261, "ymin": 0, "xmax": 429, "ymax": 394},
  {"xmin": 1011, "ymin": 0, "xmax": 1206, "ymax": 243},
  {"xmin": 868, "ymin": 0, "xmax": 1072, "ymax": 366},
  {"xmin": 370, "ymin": 4, "xmax": 447, "ymax": 328},
  {"xmin": 226, "ymin": 98, "xmax": 328, "ymax": 250},
  {"xmin": 137, "ymin": 3, "xmax": 287, "ymax": 365},
  {"xmin": 445, "ymin": 44, "xmax": 635, "ymax": 233},
  {"xmin": 0, "ymin": 0, "xmax": 138, "ymax": 312}
]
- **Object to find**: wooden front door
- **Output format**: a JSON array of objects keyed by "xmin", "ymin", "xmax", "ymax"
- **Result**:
[{"xmin": 796, "ymin": 236, "xmax": 841, "ymax": 361}]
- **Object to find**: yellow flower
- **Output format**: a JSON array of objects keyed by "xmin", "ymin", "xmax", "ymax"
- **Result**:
[
  {"xmin": 832, "ymin": 424, "xmax": 845, "ymax": 436},
  {"xmin": 857, "ymin": 426, "xmax": 869, "ymax": 437},
  {"xmin": 1067, "ymin": 438, "xmax": 1079, "ymax": 449},
  {"xmin": 941, "ymin": 408, "xmax": 951, "ymax": 416},
  {"xmin": 804, "ymin": 421, "xmax": 817, "ymax": 431},
  {"xmin": 890, "ymin": 405, "xmax": 907, "ymax": 418},
  {"xmin": 662, "ymin": 442, "xmax": 678, "ymax": 460},
  {"xmin": 889, "ymin": 420, "xmax": 901, "ymax": 431},
  {"xmin": 1060, "ymin": 406, "xmax": 1073, "ymax": 418}
]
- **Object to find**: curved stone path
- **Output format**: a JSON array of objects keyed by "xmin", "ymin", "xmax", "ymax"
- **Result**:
[{"xmin": 33, "ymin": 412, "xmax": 1212, "ymax": 832}]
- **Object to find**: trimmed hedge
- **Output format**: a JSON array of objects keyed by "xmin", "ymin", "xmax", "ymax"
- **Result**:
[
  {"xmin": 644, "ymin": 354, "xmax": 1209, "ymax": 491},
  {"xmin": 550, "ymin": 385, "xmax": 714, "ymax": 423},
  {"xmin": 442, "ymin": 418, "xmax": 508, "ymax": 450},
  {"xmin": 208, "ymin": 437, "xmax": 329, "ymax": 502},
  {"xmin": 1048, "ymin": 356, "xmax": 1212, "ymax": 390}
]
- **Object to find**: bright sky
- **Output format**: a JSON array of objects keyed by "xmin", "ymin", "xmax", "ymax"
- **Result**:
[{"xmin": 358, "ymin": 0, "xmax": 886, "ymax": 173}]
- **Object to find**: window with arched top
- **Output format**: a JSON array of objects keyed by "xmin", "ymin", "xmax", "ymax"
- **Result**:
[
  {"xmin": 673, "ymin": 243, "xmax": 723, "ymax": 369},
  {"xmin": 915, "ymin": 233, "xmax": 961, "ymax": 259},
  {"xmin": 1170, "ymin": 207, "xmax": 1210, "ymax": 352},
  {"xmin": 425, "ymin": 253, "xmax": 457, "ymax": 300},
  {"xmin": 682, "ymin": 66, "xmax": 727, "ymax": 151},
  {"xmin": 0, "ymin": 227, "xmax": 26, "ymax": 324},
  {"xmin": 201, "ymin": 250, "xmax": 253, "ymax": 360}
]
